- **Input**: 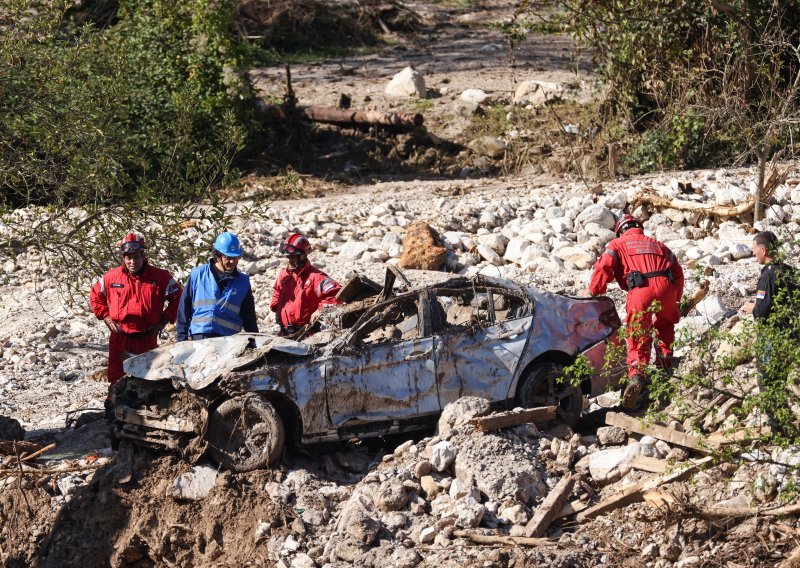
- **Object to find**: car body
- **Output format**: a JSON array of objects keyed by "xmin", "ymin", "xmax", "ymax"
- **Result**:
[{"xmin": 113, "ymin": 270, "xmax": 623, "ymax": 471}]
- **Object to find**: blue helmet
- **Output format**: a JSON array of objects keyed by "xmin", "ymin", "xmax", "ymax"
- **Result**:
[{"xmin": 213, "ymin": 232, "xmax": 242, "ymax": 257}]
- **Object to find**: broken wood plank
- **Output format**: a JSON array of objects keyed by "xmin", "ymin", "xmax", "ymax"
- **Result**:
[
  {"xmin": 680, "ymin": 279, "xmax": 709, "ymax": 317},
  {"xmin": 301, "ymin": 106, "xmax": 424, "ymax": 131},
  {"xmin": 706, "ymin": 424, "xmax": 771, "ymax": 446},
  {"xmin": 452, "ymin": 530, "xmax": 557, "ymax": 547},
  {"xmin": 631, "ymin": 455, "xmax": 668, "ymax": 473},
  {"xmin": 576, "ymin": 457, "xmax": 712, "ymax": 521},
  {"xmin": 555, "ymin": 498, "xmax": 589, "ymax": 520},
  {"xmin": 524, "ymin": 474, "xmax": 575, "ymax": 537},
  {"xmin": 468, "ymin": 406, "xmax": 556, "ymax": 432},
  {"xmin": 605, "ymin": 412, "xmax": 708, "ymax": 452}
]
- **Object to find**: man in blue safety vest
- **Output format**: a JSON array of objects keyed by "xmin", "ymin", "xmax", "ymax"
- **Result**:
[{"xmin": 176, "ymin": 231, "xmax": 259, "ymax": 341}]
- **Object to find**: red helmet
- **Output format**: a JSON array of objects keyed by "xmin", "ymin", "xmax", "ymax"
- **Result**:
[
  {"xmin": 120, "ymin": 232, "xmax": 147, "ymax": 254},
  {"xmin": 279, "ymin": 232, "xmax": 311, "ymax": 256},
  {"xmin": 614, "ymin": 214, "xmax": 641, "ymax": 237}
]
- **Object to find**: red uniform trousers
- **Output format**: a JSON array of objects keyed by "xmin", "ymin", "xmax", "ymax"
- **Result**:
[
  {"xmin": 625, "ymin": 276, "xmax": 680, "ymax": 378},
  {"xmin": 107, "ymin": 332, "xmax": 158, "ymax": 385}
]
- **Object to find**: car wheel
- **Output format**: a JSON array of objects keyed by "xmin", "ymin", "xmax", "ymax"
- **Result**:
[
  {"xmin": 207, "ymin": 396, "xmax": 285, "ymax": 472},
  {"xmin": 515, "ymin": 362, "xmax": 583, "ymax": 427}
]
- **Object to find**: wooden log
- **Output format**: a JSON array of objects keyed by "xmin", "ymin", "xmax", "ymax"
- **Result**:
[
  {"xmin": 301, "ymin": 106, "xmax": 424, "ymax": 130},
  {"xmin": 468, "ymin": 406, "xmax": 557, "ymax": 432},
  {"xmin": 696, "ymin": 502, "xmax": 800, "ymax": 519},
  {"xmin": 605, "ymin": 412, "xmax": 709, "ymax": 452},
  {"xmin": 631, "ymin": 190, "xmax": 756, "ymax": 218},
  {"xmin": 576, "ymin": 457, "xmax": 712, "ymax": 521},
  {"xmin": 452, "ymin": 530, "xmax": 557, "ymax": 547},
  {"xmin": 523, "ymin": 475, "xmax": 575, "ymax": 537},
  {"xmin": 555, "ymin": 498, "xmax": 589, "ymax": 519},
  {"xmin": 680, "ymin": 279, "xmax": 710, "ymax": 317}
]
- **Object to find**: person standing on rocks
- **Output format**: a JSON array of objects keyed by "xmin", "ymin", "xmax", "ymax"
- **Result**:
[
  {"xmin": 586, "ymin": 214, "xmax": 684, "ymax": 409},
  {"xmin": 271, "ymin": 232, "xmax": 341, "ymax": 336},
  {"xmin": 741, "ymin": 230, "xmax": 799, "ymax": 433},
  {"xmin": 90, "ymin": 233, "xmax": 182, "ymax": 390},
  {"xmin": 176, "ymin": 231, "xmax": 259, "ymax": 341}
]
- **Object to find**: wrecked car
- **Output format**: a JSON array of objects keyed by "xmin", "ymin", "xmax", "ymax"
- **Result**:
[{"xmin": 113, "ymin": 269, "xmax": 623, "ymax": 472}]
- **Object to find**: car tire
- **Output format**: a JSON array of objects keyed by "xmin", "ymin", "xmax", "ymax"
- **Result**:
[
  {"xmin": 515, "ymin": 362, "xmax": 583, "ymax": 427},
  {"xmin": 207, "ymin": 396, "xmax": 285, "ymax": 472}
]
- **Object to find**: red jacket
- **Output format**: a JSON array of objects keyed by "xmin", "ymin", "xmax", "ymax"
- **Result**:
[
  {"xmin": 90, "ymin": 263, "xmax": 182, "ymax": 333},
  {"xmin": 589, "ymin": 228, "xmax": 684, "ymax": 299},
  {"xmin": 270, "ymin": 262, "xmax": 341, "ymax": 328}
]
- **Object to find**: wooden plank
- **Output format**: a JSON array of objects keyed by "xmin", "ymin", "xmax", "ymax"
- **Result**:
[
  {"xmin": 555, "ymin": 498, "xmax": 589, "ymax": 520},
  {"xmin": 523, "ymin": 475, "xmax": 575, "ymax": 537},
  {"xmin": 706, "ymin": 425, "xmax": 771, "ymax": 446},
  {"xmin": 605, "ymin": 412, "xmax": 708, "ymax": 452},
  {"xmin": 469, "ymin": 406, "xmax": 556, "ymax": 432},
  {"xmin": 576, "ymin": 457, "xmax": 712, "ymax": 521},
  {"xmin": 631, "ymin": 455, "xmax": 668, "ymax": 473}
]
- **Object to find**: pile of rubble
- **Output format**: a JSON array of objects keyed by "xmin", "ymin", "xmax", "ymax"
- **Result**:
[{"xmin": 2, "ymin": 160, "xmax": 800, "ymax": 564}]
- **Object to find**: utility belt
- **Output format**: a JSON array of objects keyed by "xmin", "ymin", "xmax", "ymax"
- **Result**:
[
  {"xmin": 626, "ymin": 270, "xmax": 674, "ymax": 289},
  {"xmin": 121, "ymin": 327, "xmax": 158, "ymax": 339}
]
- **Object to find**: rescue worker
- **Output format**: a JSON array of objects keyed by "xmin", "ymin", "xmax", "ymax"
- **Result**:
[
  {"xmin": 587, "ymin": 214, "xmax": 684, "ymax": 409},
  {"xmin": 176, "ymin": 231, "xmax": 259, "ymax": 341},
  {"xmin": 270, "ymin": 232, "xmax": 342, "ymax": 336},
  {"xmin": 90, "ymin": 232, "xmax": 182, "ymax": 389},
  {"xmin": 741, "ymin": 231, "xmax": 799, "ymax": 433}
]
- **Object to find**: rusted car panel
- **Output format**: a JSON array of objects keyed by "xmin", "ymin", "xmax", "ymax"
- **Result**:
[{"xmin": 113, "ymin": 271, "xmax": 624, "ymax": 461}]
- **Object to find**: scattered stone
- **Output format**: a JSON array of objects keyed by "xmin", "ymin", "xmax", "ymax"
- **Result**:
[
  {"xmin": 397, "ymin": 221, "xmax": 447, "ymax": 270},
  {"xmin": 171, "ymin": 463, "xmax": 218, "ymax": 501},
  {"xmin": 385, "ymin": 66, "xmax": 427, "ymax": 98}
]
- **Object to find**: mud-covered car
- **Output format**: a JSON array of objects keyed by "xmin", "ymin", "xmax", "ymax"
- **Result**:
[{"xmin": 113, "ymin": 270, "xmax": 623, "ymax": 472}]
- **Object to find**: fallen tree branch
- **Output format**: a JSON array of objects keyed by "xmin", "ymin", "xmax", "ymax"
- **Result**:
[
  {"xmin": 20, "ymin": 443, "xmax": 56, "ymax": 462},
  {"xmin": 680, "ymin": 279, "xmax": 710, "ymax": 317},
  {"xmin": 605, "ymin": 412, "xmax": 710, "ymax": 452},
  {"xmin": 452, "ymin": 530, "xmax": 558, "ymax": 547},
  {"xmin": 695, "ymin": 502, "xmax": 800, "ymax": 519},
  {"xmin": 0, "ymin": 463, "xmax": 104, "ymax": 476}
]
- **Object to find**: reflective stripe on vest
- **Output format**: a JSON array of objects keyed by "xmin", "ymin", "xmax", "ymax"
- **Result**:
[{"xmin": 188, "ymin": 263, "xmax": 250, "ymax": 337}]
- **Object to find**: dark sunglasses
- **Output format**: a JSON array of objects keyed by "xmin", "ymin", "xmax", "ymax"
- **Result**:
[{"xmin": 279, "ymin": 242, "xmax": 304, "ymax": 257}]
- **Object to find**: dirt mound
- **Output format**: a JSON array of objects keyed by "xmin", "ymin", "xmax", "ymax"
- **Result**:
[{"xmin": 1, "ymin": 443, "xmax": 286, "ymax": 567}]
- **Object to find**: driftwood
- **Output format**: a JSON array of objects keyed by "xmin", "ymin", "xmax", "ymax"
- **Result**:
[
  {"xmin": 468, "ymin": 406, "xmax": 556, "ymax": 433},
  {"xmin": 576, "ymin": 457, "xmax": 713, "ymax": 521},
  {"xmin": 301, "ymin": 106, "xmax": 424, "ymax": 131},
  {"xmin": 20, "ymin": 443, "xmax": 56, "ymax": 462},
  {"xmin": 632, "ymin": 159, "xmax": 793, "ymax": 218},
  {"xmin": 452, "ymin": 530, "xmax": 557, "ymax": 547},
  {"xmin": 696, "ymin": 502, "xmax": 800, "ymax": 519},
  {"xmin": 523, "ymin": 474, "xmax": 574, "ymax": 537},
  {"xmin": 680, "ymin": 279, "xmax": 710, "ymax": 317},
  {"xmin": 706, "ymin": 424, "xmax": 771, "ymax": 446}
]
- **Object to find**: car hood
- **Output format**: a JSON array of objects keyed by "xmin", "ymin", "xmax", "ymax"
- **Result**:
[{"xmin": 122, "ymin": 334, "xmax": 313, "ymax": 391}]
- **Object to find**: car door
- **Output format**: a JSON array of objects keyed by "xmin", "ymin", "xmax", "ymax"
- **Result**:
[
  {"xmin": 325, "ymin": 292, "xmax": 439, "ymax": 429},
  {"xmin": 433, "ymin": 286, "xmax": 534, "ymax": 407}
]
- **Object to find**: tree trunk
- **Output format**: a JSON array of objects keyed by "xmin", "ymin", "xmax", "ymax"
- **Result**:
[{"xmin": 754, "ymin": 148, "xmax": 767, "ymax": 222}]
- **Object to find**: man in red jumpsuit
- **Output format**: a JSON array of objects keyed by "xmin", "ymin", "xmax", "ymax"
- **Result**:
[
  {"xmin": 270, "ymin": 233, "xmax": 342, "ymax": 336},
  {"xmin": 588, "ymin": 215, "xmax": 684, "ymax": 409},
  {"xmin": 90, "ymin": 233, "xmax": 182, "ymax": 392}
]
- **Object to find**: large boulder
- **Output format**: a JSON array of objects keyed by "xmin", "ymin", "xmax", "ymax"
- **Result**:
[
  {"xmin": 397, "ymin": 221, "xmax": 447, "ymax": 270},
  {"xmin": 575, "ymin": 204, "xmax": 616, "ymax": 231},
  {"xmin": 454, "ymin": 434, "xmax": 547, "ymax": 504},
  {"xmin": 513, "ymin": 80, "xmax": 563, "ymax": 107}
]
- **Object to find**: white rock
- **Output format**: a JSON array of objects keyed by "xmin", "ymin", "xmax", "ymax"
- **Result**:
[
  {"xmin": 513, "ymin": 80, "xmax": 563, "ymax": 106},
  {"xmin": 171, "ymin": 463, "xmax": 218, "ymax": 501},
  {"xmin": 461, "ymin": 89, "xmax": 488, "ymax": 104},
  {"xmin": 476, "ymin": 233, "xmax": 508, "ymax": 255},
  {"xmin": 385, "ymin": 66, "xmax": 427, "ymax": 98},
  {"xmin": 575, "ymin": 204, "xmax": 616, "ymax": 231},
  {"xmin": 431, "ymin": 441, "xmax": 457, "ymax": 472},
  {"xmin": 418, "ymin": 526, "xmax": 437, "ymax": 544},
  {"xmin": 476, "ymin": 244, "xmax": 503, "ymax": 266},
  {"xmin": 554, "ymin": 246, "xmax": 595, "ymax": 270},
  {"xmin": 503, "ymin": 237, "xmax": 531, "ymax": 264},
  {"xmin": 338, "ymin": 241, "xmax": 370, "ymax": 260}
]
